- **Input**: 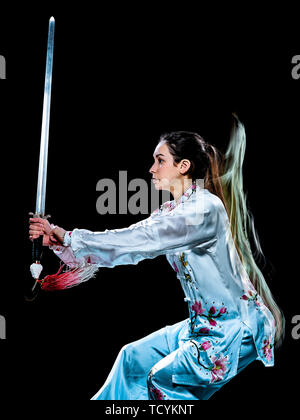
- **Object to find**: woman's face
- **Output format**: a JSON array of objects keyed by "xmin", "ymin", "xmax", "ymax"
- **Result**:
[{"xmin": 149, "ymin": 141, "xmax": 190, "ymax": 191}]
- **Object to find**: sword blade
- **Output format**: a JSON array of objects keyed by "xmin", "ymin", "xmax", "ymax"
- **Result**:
[{"xmin": 35, "ymin": 17, "xmax": 55, "ymax": 216}]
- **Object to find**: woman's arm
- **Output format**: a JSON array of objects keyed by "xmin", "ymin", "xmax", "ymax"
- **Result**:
[
  {"xmin": 67, "ymin": 194, "xmax": 221, "ymax": 268},
  {"xmin": 29, "ymin": 193, "xmax": 221, "ymax": 269}
]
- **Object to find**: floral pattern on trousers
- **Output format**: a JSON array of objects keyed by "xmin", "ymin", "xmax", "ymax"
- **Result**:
[{"xmin": 91, "ymin": 319, "xmax": 258, "ymax": 400}]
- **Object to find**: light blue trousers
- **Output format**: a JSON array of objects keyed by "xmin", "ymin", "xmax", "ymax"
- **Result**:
[{"xmin": 91, "ymin": 319, "xmax": 257, "ymax": 400}]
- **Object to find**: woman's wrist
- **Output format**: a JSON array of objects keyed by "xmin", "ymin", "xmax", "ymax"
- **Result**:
[{"xmin": 49, "ymin": 226, "xmax": 67, "ymax": 245}]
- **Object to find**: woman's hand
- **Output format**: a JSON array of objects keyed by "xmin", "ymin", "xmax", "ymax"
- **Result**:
[{"xmin": 29, "ymin": 217, "xmax": 67, "ymax": 247}]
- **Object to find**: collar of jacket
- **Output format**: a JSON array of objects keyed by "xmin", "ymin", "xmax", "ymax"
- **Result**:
[{"xmin": 158, "ymin": 179, "xmax": 201, "ymax": 214}]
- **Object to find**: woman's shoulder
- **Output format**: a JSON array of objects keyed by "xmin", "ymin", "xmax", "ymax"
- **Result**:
[
  {"xmin": 188, "ymin": 188, "xmax": 229, "ymax": 225},
  {"xmin": 190, "ymin": 188, "xmax": 224, "ymax": 210},
  {"xmin": 202, "ymin": 189, "xmax": 224, "ymax": 207}
]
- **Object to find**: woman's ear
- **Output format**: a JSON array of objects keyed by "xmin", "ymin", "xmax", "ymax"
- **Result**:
[{"xmin": 179, "ymin": 159, "xmax": 191, "ymax": 174}]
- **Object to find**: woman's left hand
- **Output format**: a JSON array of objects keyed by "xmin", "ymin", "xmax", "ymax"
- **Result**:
[{"xmin": 29, "ymin": 217, "xmax": 66, "ymax": 246}]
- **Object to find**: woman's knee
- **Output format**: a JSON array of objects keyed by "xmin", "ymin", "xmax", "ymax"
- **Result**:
[
  {"xmin": 120, "ymin": 342, "xmax": 150, "ymax": 376},
  {"xmin": 119, "ymin": 342, "xmax": 136, "ymax": 362},
  {"xmin": 121, "ymin": 340, "xmax": 145, "ymax": 361}
]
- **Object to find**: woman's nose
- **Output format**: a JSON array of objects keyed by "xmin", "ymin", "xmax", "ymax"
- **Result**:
[{"xmin": 149, "ymin": 163, "xmax": 156, "ymax": 174}]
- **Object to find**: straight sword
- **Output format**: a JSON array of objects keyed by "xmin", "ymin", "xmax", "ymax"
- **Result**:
[
  {"xmin": 29, "ymin": 17, "xmax": 55, "ymax": 294},
  {"xmin": 35, "ymin": 16, "xmax": 55, "ymax": 217}
]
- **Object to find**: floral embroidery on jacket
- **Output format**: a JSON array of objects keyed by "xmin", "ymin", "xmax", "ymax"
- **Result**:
[
  {"xmin": 190, "ymin": 340, "xmax": 229, "ymax": 383},
  {"xmin": 184, "ymin": 272, "xmax": 192, "ymax": 282},
  {"xmin": 262, "ymin": 337, "xmax": 273, "ymax": 361},
  {"xmin": 178, "ymin": 252, "xmax": 195, "ymax": 284},
  {"xmin": 179, "ymin": 252, "xmax": 188, "ymax": 267},
  {"xmin": 241, "ymin": 290, "xmax": 261, "ymax": 306},
  {"xmin": 210, "ymin": 355, "xmax": 229, "ymax": 383},
  {"xmin": 190, "ymin": 299, "xmax": 227, "ymax": 333}
]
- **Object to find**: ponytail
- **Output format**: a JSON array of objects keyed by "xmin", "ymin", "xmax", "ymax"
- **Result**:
[
  {"xmin": 219, "ymin": 114, "xmax": 285, "ymax": 347},
  {"xmin": 204, "ymin": 143, "xmax": 228, "ymax": 212}
]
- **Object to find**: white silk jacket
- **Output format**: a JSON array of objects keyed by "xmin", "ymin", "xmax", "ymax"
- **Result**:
[{"xmin": 52, "ymin": 180, "xmax": 275, "ymax": 385}]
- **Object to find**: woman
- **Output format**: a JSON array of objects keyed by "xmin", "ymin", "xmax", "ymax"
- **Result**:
[{"xmin": 29, "ymin": 116, "xmax": 284, "ymax": 400}]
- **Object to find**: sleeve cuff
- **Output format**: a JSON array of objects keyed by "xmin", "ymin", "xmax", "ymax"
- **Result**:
[{"xmin": 63, "ymin": 231, "xmax": 72, "ymax": 247}]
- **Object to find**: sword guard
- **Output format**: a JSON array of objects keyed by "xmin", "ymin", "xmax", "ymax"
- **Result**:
[{"xmin": 29, "ymin": 212, "xmax": 51, "ymax": 220}]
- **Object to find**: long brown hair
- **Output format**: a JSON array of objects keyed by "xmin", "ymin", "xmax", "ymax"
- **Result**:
[{"xmin": 160, "ymin": 116, "xmax": 285, "ymax": 347}]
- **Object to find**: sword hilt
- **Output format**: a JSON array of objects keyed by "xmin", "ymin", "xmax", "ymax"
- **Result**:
[
  {"xmin": 32, "ymin": 235, "xmax": 43, "ymax": 263},
  {"xmin": 28, "ymin": 212, "xmax": 51, "ymax": 263}
]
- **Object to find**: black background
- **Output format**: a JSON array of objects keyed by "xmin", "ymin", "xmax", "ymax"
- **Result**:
[{"xmin": 0, "ymin": 6, "xmax": 299, "ymax": 405}]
